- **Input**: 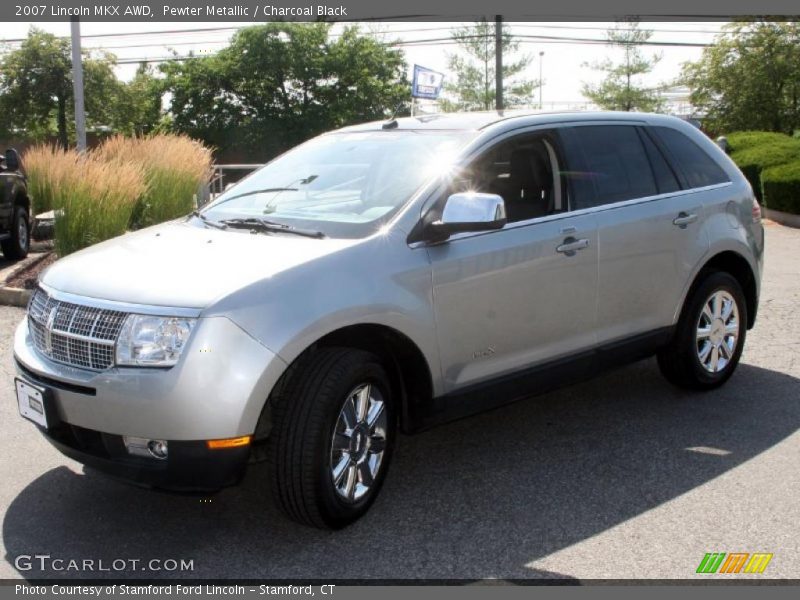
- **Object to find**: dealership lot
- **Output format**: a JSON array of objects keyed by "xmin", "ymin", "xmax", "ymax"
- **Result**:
[{"xmin": 0, "ymin": 222, "xmax": 798, "ymax": 581}]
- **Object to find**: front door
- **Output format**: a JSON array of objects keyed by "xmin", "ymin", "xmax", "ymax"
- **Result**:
[{"xmin": 425, "ymin": 130, "xmax": 599, "ymax": 393}]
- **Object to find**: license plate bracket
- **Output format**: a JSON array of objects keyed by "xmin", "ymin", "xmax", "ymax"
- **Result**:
[{"xmin": 16, "ymin": 378, "xmax": 52, "ymax": 429}]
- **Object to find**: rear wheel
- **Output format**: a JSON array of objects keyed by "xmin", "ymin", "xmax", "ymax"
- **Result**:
[
  {"xmin": 267, "ymin": 347, "xmax": 395, "ymax": 529},
  {"xmin": 1, "ymin": 205, "xmax": 30, "ymax": 260},
  {"xmin": 657, "ymin": 271, "xmax": 747, "ymax": 390}
]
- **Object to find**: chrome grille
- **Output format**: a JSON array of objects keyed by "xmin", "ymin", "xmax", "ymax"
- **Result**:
[{"xmin": 27, "ymin": 287, "xmax": 127, "ymax": 371}]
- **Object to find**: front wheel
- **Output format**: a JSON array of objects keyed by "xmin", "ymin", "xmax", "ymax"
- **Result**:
[
  {"xmin": 1, "ymin": 206, "xmax": 30, "ymax": 260},
  {"xmin": 267, "ymin": 348, "xmax": 396, "ymax": 529},
  {"xmin": 657, "ymin": 271, "xmax": 747, "ymax": 390}
]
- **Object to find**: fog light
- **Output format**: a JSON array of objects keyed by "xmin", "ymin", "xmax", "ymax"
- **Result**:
[
  {"xmin": 123, "ymin": 436, "xmax": 168, "ymax": 460},
  {"xmin": 147, "ymin": 440, "xmax": 169, "ymax": 460}
]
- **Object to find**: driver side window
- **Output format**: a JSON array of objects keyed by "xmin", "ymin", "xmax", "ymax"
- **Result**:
[{"xmin": 451, "ymin": 131, "xmax": 566, "ymax": 224}]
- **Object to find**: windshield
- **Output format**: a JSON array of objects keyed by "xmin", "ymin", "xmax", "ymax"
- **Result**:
[{"xmin": 200, "ymin": 130, "xmax": 474, "ymax": 238}]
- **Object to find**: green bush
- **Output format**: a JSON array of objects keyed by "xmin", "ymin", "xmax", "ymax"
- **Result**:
[
  {"xmin": 762, "ymin": 160, "xmax": 800, "ymax": 215},
  {"xmin": 726, "ymin": 131, "xmax": 796, "ymax": 153},
  {"xmin": 728, "ymin": 133, "xmax": 800, "ymax": 203}
]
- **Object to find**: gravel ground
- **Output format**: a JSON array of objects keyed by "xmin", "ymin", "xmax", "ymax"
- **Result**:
[{"xmin": 0, "ymin": 221, "xmax": 798, "ymax": 581}]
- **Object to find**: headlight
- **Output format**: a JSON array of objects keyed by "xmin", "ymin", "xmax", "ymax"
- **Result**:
[{"xmin": 116, "ymin": 315, "xmax": 196, "ymax": 367}]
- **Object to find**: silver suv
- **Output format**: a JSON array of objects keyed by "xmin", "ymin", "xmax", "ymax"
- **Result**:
[{"xmin": 13, "ymin": 112, "xmax": 764, "ymax": 528}]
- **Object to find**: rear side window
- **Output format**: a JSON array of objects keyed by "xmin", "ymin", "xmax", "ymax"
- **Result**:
[
  {"xmin": 561, "ymin": 125, "xmax": 657, "ymax": 209},
  {"xmin": 651, "ymin": 126, "xmax": 730, "ymax": 189}
]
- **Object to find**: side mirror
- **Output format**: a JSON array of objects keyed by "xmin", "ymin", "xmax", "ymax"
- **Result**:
[
  {"xmin": 426, "ymin": 192, "xmax": 507, "ymax": 241},
  {"xmin": 5, "ymin": 148, "xmax": 21, "ymax": 172}
]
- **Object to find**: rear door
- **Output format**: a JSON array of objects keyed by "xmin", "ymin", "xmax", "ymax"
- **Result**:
[{"xmin": 559, "ymin": 123, "xmax": 722, "ymax": 345}]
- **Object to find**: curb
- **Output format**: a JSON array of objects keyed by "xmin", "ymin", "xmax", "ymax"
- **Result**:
[
  {"xmin": 0, "ymin": 286, "xmax": 31, "ymax": 307},
  {"xmin": 0, "ymin": 252, "xmax": 52, "ymax": 308},
  {"xmin": 764, "ymin": 208, "xmax": 800, "ymax": 229}
]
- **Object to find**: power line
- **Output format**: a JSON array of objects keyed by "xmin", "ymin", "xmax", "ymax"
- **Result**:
[
  {"xmin": 113, "ymin": 33, "xmax": 715, "ymax": 65},
  {"xmin": 1, "ymin": 22, "xmax": 733, "ymax": 47},
  {"xmin": 4, "ymin": 25, "xmax": 728, "ymax": 65},
  {"xmin": 0, "ymin": 25, "xmax": 241, "ymax": 43},
  {"xmin": 0, "ymin": 23, "xmax": 463, "ymax": 45}
]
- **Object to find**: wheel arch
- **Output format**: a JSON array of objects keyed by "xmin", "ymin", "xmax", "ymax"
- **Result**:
[
  {"xmin": 686, "ymin": 250, "xmax": 758, "ymax": 329},
  {"xmin": 14, "ymin": 191, "xmax": 30, "ymax": 212},
  {"xmin": 257, "ymin": 323, "xmax": 434, "ymax": 437}
]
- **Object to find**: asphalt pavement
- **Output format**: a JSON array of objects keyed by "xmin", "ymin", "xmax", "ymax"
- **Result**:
[{"xmin": 0, "ymin": 221, "xmax": 798, "ymax": 581}]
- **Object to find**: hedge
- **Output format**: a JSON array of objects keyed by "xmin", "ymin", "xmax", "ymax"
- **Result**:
[
  {"xmin": 726, "ymin": 131, "xmax": 796, "ymax": 153},
  {"xmin": 762, "ymin": 160, "xmax": 800, "ymax": 215},
  {"xmin": 728, "ymin": 133, "xmax": 800, "ymax": 203}
]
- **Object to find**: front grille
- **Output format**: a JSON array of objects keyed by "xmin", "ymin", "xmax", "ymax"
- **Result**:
[{"xmin": 28, "ymin": 287, "xmax": 128, "ymax": 371}]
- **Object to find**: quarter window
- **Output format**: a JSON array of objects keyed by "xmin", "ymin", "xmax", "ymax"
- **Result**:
[{"xmin": 651, "ymin": 126, "xmax": 730, "ymax": 189}]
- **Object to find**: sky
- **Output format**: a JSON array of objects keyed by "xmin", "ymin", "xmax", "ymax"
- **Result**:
[{"xmin": 1, "ymin": 20, "xmax": 729, "ymax": 108}]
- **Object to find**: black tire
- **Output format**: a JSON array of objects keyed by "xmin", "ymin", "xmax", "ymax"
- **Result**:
[
  {"xmin": 1, "ymin": 205, "xmax": 30, "ymax": 260},
  {"xmin": 657, "ymin": 270, "xmax": 747, "ymax": 390},
  {"xmin": 267, "ymin": 347, "xmax": 396, "ymax": 529}
]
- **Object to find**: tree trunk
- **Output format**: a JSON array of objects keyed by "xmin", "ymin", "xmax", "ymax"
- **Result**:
[{"xmin": 56, "ymin": 93, "xmax": 68, "ymax": 150}]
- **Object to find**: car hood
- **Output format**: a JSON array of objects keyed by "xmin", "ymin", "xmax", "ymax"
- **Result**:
[{"xmin": 40, "ymin": 221, "xmax": 358, "ymax": 309}]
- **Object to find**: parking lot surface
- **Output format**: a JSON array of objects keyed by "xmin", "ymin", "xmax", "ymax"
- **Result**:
[{"xmin": 1, "ymin": 222, "xmax": 798, "ymax": 581}]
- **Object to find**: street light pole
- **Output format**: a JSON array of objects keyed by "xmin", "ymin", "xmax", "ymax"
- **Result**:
[
  {"xmin": 539, "ymin": 51, "xmax": 544, "ymax": 110},
  {"xmin": 70, "ymin": 16, "xmax": 87, "ymax": 152}
]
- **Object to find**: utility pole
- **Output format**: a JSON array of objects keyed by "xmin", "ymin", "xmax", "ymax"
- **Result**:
[
  {"xmin": 495, "ymin": 15, "xmax": 503, "ymax": 111},
  {"xmin": 70, "ymin": 16, "xmax": 87, "ymax": 152}
]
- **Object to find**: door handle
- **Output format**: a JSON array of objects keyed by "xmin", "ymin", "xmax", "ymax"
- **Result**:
[
  {"xmin": 556, "ymin": 237, "xmax": 589, "ymax": 256},
  {"xmin": 673, "ymin": 212, "xmax": 698, "ymax": 228}
]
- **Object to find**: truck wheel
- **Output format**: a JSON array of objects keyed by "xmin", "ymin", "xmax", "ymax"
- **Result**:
[
  {"xmin": 1, "ymin": 206, "xmax": 30, "ymax": 260},
  {"xmin": 657, "ymin": 271, "xmax": 747, "ymax": 390},
  {"xmin": 267, "ymin": 347, "xmax": 396, "ymax": 529}
]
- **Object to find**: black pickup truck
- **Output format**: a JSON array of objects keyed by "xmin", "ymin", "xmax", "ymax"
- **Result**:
[{"xmin": 0, "ymin": 148, "xmax": 30, "ymax": 260}]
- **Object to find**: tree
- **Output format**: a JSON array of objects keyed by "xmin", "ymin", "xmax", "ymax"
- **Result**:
[
  {"xmin": 582, "ymin": 20, "xmax": 664, "ymax": 112},
  {"xmin": 160, "ymin": 23, "xmax": 410, "ymax": 160},
  {"xmin": 111, "ymin": 64, "xmax": 163, "ymax": 136},
  {"xmin": 682, "ymin": 21, "xmax": 800, "ymax": 134},
  {"xmin": 440, "ymin": 19, "xmax": 537, "ymax": 111},
  {"xmin": 0, "ymin": 27, "xmax": 128, "ymax": 148}
]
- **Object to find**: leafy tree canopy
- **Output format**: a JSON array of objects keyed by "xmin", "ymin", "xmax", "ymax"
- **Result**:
[
  {"xmin": 160, "ymin": 23, "xmax": 410, "ymax": 160},
  {"xmin": 682, "ymin": 20, "xmax": 800, "ymax": 134},
  {"xmin": 0, "ymin": 27, "xmax": 158, "ymax": 147}
]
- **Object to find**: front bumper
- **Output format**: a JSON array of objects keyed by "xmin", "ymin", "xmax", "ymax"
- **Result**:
[
  {"xmin": 14, "ymin": 314, "xmax": 288, "ymax": 491},
  {"xmin": 14, "ymin": 316, "xmax": 286, "ymax": 440},
  {"xmin": 43, "ymin": 420, "xmax": 249, "ymax": 492}
]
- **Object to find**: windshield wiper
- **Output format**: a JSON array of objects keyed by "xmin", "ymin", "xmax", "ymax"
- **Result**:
[
  {"xmin": 220, "ymin": 217, "xmax": 326, "ymax": 239},
  {"xmin": 212, "ymin": 175, "xmax": 318, "ymax": 208},
  {"xmin": 190, "ymin": 210, "xmax": 228, "ymax": 229}
]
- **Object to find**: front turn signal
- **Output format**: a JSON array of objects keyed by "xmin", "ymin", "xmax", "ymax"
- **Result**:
[{"xmin": 207, "ymin": 435, "xmax": 252, "ymax": 450}]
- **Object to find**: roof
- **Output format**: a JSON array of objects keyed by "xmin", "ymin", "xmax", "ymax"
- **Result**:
[{"xmin": 335, "ymin": 110, "xmax": 683, "ymax": 134}]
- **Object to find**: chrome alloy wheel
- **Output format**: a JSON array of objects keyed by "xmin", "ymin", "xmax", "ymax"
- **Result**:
[
  {"xmin": 696, "ymin": 290, "xmax": 740, "ymax": 373},
  {"xmin": 329, "ymin": 383, "xmax": 388, "ymax": 502}
]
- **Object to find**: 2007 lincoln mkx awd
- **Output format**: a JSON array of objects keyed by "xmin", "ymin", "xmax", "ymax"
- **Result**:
[{"xmin": 13, "ymin": 111, "xmax": 764, "ymax": 529}]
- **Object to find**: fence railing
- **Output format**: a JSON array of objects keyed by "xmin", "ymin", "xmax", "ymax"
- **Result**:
[{"xmin": 200, "ymin": 163, "xmax": 264, "ymax": 206}]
